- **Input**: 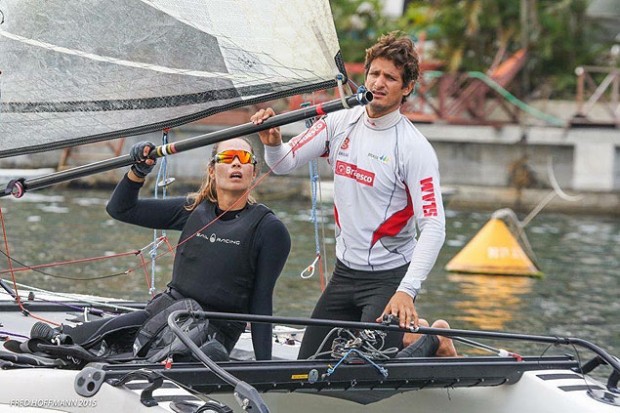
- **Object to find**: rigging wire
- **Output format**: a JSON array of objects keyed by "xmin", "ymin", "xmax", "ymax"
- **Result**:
[
  {"xmin": 120, "ymin": 80, "xmax": 355, "ymax": 283},
  {"xmin": 299, "ymin": 157, "xmax": 326, "ymax": 289},
  {"xmin": 0, "ymin": 207, "xmax": 60, "ymax": 325},
  {"xmin": 149, "ymin": 128, "xmax": 174, "ymax": 296},
  {"xmin": 520, "ymin": 156, "xmax": 583, "ymax": 228},
  {"xmin": 0, "ymin": 234, "xmax": 172, "ymax": 282},
  {"xmin": 298, "ymin": 101, "xmax": 326, "ymax": 289},
  {"xmin": 0, "ymin": 249, "xmax": 140, "ymax": 280},
  {"xmin": 295, "ymin": 73, "xmax": 359, "ymax": 289},
  {"xmin": 0, "ymin": 83, "xmax": 360, "ymax": 329},
  {"xmin": 0, "ymin": 82, "xmax": 351, "ymax": 316},
  {"xmin": 2, "ymin": 281, "xmax": 139, "ymax": 313}
]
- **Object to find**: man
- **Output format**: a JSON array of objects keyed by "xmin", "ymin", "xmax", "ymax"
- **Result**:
[{"xmin": 251, "ymin": 32, "xmax": 446, "ymax": 359}]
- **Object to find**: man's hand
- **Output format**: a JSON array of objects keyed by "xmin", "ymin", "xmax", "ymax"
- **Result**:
[
  {"xmin": 377, "ymin": 291, "xmax": 419, "ymax": 329},
  {"xmin": 250, "ymin": 108, "xmax": 282, "ymax": 147}
]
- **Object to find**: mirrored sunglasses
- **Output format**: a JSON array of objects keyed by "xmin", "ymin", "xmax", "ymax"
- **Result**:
[{"xmin": 213, "ymin": 149, "xmax": 257, "ymax": 165}]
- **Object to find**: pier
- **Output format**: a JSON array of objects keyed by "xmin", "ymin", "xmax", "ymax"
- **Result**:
[{"xmin": 1, "ymin": 100, "xmax": 618, "ymax": 215}]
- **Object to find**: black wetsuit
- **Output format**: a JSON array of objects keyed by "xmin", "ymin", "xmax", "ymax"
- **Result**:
[{"xmin": 100, "ymin": 174, "xmax": 290, "ymax": 360}]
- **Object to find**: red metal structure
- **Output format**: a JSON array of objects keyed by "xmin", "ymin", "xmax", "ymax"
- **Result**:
[
  {"xmin": 404, "ymin": 49, "xmax": 529, "ymax": 125},
  {"xmin": 287, "ymin": 51, "xmax": 530, "ymax": 126}
]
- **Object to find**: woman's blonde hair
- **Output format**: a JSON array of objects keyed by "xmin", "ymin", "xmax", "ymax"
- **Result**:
[{"xmin": 185, "ymin": 138, "xmax": 257, "ymax": 211}]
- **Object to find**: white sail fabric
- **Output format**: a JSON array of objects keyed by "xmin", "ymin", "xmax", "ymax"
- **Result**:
[{"xmin": 0, "ymin": 0, "xmax": 345, "ymax": 157}]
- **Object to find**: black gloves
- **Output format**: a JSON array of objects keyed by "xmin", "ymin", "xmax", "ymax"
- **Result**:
[{"xmin": 130, "ymin": 141, "xmax": 156, "ymax": 178}]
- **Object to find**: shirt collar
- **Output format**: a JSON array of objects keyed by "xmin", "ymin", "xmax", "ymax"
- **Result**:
[{"xmin": 363, "ymin": 108, "xmax": 402, "ymax": 130}]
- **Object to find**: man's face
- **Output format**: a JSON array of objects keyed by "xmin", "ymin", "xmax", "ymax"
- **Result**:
[{"xmin": 365, "ymin": 57, "xmax": 413, "ymax": 118}]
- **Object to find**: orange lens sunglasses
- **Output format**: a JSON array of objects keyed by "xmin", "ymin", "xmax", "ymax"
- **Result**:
[{"xmin": 213, "ymin": 149, "xmax": 257, "ymax": 165}]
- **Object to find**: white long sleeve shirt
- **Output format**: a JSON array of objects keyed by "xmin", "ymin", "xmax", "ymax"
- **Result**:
[{"xmin": 265, "ymin": 106, "xmax": 445, "ymax": 298}]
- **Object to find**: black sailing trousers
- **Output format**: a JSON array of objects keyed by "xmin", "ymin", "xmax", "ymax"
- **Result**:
[{"xmin": 297, "ymin": 259, "xmax": 409, "ymax": 359}]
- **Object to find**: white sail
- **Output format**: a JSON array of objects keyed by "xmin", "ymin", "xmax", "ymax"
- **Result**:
[{"xmin": 0, "ymin": 0, "xmax": 345, "ymax": 158}]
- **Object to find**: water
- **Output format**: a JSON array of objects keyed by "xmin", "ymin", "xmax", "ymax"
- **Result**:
[{"xmin": 1, "ymin": 187, "xmax": 619, "ymax": 371}]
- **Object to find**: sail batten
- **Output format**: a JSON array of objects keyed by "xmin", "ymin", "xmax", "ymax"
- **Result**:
[{"xmin": 0, "ymin": 0, "xmax": 345, "ymax": 158}]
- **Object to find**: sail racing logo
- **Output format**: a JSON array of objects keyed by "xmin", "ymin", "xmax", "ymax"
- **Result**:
[
  {"xmin": 335, "ymin": 161, "xmax": 375, "ymax": 186},
  {"xmin": 196, "ymin": 232, "xmax": 241, "ymax": 245},
  {"xmin": 420, "ymin": 177, "xmax": 438, "ymax": 217},
  {"xmin": 291, "ymin": 119, "xmax": 327, "ymax": 154}
]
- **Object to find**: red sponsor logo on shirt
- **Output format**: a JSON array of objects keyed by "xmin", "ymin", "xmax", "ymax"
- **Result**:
[
  {"xmin": 340, "ymin": 137, "xmax": 350, "ymax": 150},
  {"xmin": 290, "ymin": 119, "xmax": 327, "ymax": 154},
  {"xmin": 420, "ymin": 177, "xmax": 437, "ymax": 217},
  {"xmin": 335, "ymin": 160, "xmax": 375, "ymax": 186}
]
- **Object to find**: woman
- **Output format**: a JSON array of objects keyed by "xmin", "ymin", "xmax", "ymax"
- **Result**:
[{"xmin": 31, "ymin": 137, "xmax": 290, "ymax": 361}]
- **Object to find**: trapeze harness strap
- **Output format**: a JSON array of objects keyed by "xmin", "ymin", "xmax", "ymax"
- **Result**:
[
  {"xmin": 169, "ymin": 202, "xmax": 273, "ymax": 337},
  {"xmin": 133, "ymin": 297, "xmax": 203, "ymax": 358}
]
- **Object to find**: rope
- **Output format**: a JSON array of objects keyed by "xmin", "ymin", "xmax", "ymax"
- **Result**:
[
  {"xmin": 0, "ymin": 85, "xmax": 345, "ymax": 317},
  {"xmin": 492, "ymin": 208, "xmax": 539, "ymax": 265},
  {"xmin": 335, "ymin": 73, "xmax": 350, "ymax": 109},
  {"xmin": 0, "ymin": 250, "xmax": 141, "ymax": 277},
  {"xmin": 520, "ymin": 156, "xmax": 583, "ymax": 228},
  {"xmin": 451, "ymin": 336, "xmax": 522, "ymax": 360},
  {"xmin": 0, "ymin": 207, "xmax": 60, "ymax": 325},
  {"xmin": 0, "ymin": 131, "xmax": 300, "ymax": 319},
  {"xmin": 299, "ymin": 159, "xmax": 322, "ymax": 279},
  {"xmin": 325, "ymin": 348, "xmax": 389, "ymax": 378},
  {"xmin": 297, "ymin": 103, "xmax": 326, "ymax": 290},
  {"xmin": 149, "ymin": 129, "xmax": 173, "ymax": 296}
]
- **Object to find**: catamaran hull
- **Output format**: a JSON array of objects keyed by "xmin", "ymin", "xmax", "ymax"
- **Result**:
[
  {"xmin": 0, "ymin": 368, "xmax": 616, "ymax": 413},
  {"xmin": 0, "ymin": 292, "xmax": 617, "ymax": 412}
]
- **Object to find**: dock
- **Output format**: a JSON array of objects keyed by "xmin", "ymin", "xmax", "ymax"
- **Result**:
[{"xmin": 1, "ymin": 100, "xmax": 618, "ymax": 215}]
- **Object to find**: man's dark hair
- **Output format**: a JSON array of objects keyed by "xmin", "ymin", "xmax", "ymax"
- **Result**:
[{"xmin": 364, "ymin": 31, "xmax": 420, "ymax": 103}]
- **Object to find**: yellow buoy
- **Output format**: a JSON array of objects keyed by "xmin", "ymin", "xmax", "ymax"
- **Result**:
[{"xmin": 445, "ymin": 217, "xmax": 543, "ymax": 277}]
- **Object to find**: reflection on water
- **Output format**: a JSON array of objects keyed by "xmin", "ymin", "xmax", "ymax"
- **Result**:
[
  {"xmin": 447, "ymin": 273, "xmax": 534, "ymax": 330},
  {"xmin": 0, "ymin": 187, "xmax": 618, "ymax": 364}
]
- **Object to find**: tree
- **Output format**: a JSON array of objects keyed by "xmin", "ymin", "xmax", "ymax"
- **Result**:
[
  {"xmin": 399, "ymin": 0, "xmax": 612, "ymax": 97},
  {"xmin": 330, "ymin": 0, "xmax": 399, "ymax": 63}
]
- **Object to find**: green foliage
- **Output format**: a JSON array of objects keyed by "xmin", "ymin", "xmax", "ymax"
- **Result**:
[
  {"xmin": 401, "ymin": 1, "xmax": 521, "ymax": 72},
  {"xmin": 330, "ymin": 0, "xmax": 399, "ymax": 62},
  {"xmin": 528, "ymin": 0, "xmax": 610, "ymax": 97},
  {"xmin": 397, "ymin": 0, "xmax": 614, "ymax": 97},
  {"xmin": 329, "ymin": 0, "xmax": 615, "ymax": 97}
]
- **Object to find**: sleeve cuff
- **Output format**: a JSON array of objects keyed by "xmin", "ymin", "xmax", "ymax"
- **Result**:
[{"xmin": 396, "ymin": 286, "xmax": 419, "ymax": 302}]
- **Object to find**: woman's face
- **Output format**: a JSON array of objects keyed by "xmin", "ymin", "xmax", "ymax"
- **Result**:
[{"xmin": 210, "ymin": 138, "xmax": 256, "ymax": 196}]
